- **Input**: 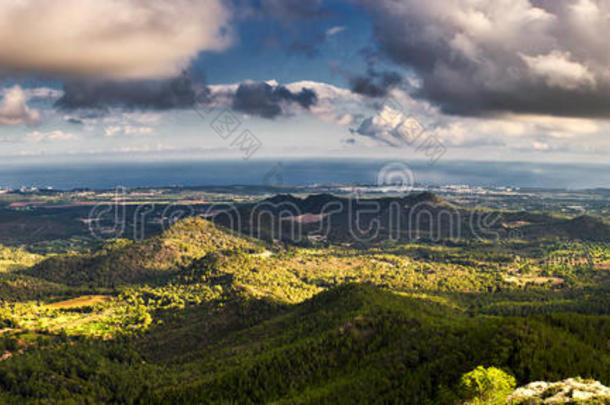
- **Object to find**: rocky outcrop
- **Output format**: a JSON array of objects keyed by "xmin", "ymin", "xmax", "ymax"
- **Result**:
[{"xmin": 508, "ymin": 378, "xmax": 610, "ymax": 404}]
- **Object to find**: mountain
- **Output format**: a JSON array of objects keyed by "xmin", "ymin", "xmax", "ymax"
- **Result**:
[{"xmin": 213, "ymin": 193, "xmax": 610, "ymax": 244}]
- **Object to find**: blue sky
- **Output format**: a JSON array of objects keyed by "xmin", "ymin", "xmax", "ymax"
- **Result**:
[
  {"xmin": 199, "ymin": 0, "xmax": 374, "ymax": 86},
  {"xmin": 0, "ymin": 0, "xmax": 609, "ymax": 165}
]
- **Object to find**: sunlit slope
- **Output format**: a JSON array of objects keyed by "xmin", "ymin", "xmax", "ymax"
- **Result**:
[
  {"xmin": 145, "ymin": 284, "xmax": 610, "ymax": 404},
  {"xmin": 26, "ymin": 217, "xmax": 263, "ymax": 286},
  {"xmin": 1, "ymin": 284, "xmax": 610, "ymax": 403}
]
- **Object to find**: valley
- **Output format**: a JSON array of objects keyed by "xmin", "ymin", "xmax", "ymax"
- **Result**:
[{"xmin": 0, "ymin": 187, "xmax": 609, "ymax": 403}]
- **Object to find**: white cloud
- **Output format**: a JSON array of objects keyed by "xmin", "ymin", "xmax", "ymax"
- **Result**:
[
  {"xmin": 104, "ymin": 125, "xmax": 153, "ymax": 137},
  {"xmin": 27, "ymin": 130, "xmax": 78, "ymax": 143},
  {"xmin": 1, "ymin": 86, "xmax": 63, "ymax": 101},
  {"xmin": 570, "ymin": 0, "xmax": 602, "ymax": 26},
  {"xmin": 286, "ymin": 80, "xmax": 366, "ymax": 126},
  {"xmin": 326, "ymin": 26, "xmax": 346, "ymax": 37},
  {"xmin": 521, "ymin": 51, "xmax": 596, "ymax": 90},
  {"xmin": 0, "ymin": 0, "xmax": 232, "ymax": 79},
  {"xmin": 506, "ymin": 114, "xmax": 599, "ymax": 137},
  {"xmin": 0, "ymin": 86, "xmax": 40, "ymax": 125},
  {"xmin": 352, "ymin": 105, "xmax": 422, "ymax": 147},
  {"xmin": 533, "ymin": 141, "xmax": 550, "ymax": 151}
]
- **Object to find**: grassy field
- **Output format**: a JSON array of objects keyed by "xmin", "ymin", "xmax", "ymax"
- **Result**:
[{"xmin": 47, "ymin": 295, "xmax": 112, "ymax": 309}]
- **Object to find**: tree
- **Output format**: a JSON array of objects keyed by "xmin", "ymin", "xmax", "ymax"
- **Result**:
[{"xmin": 457, "ymin": 366, "xmax": 516, "ymax": 405}]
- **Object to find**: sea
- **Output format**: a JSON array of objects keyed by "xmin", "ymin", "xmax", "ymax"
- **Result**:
[{"xmin": 0, "ymin": 159, "xmax": 608, "ymax": 190}]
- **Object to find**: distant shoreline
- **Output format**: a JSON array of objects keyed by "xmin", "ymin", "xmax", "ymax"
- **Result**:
[{"xmin": 1, "ymin": 159, "xmax": 609, "ymax": 190}]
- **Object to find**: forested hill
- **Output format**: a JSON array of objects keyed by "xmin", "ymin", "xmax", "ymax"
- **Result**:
[
  {"xmin": 1, "ymin": 283, "xmax": 610, "ymax": 403},
  {"xmin": 213, "ymin": 193, "xmax": 610, "ymax": 243},
  {"xmin": 24, "ymin": 217, "xmax": 263, "ymax": 286}
]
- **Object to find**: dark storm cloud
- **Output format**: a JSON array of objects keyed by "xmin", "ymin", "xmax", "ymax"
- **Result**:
[
  {"xmin": 55, "ymin": 75, "xmax": 205, "ymax": 110},
  {"xmin": 65, "ymin": 117, "xmax": 84, "ymax": 125},
  {"xmin": 349, "ymin": 69, "xmax": 402, "ymax": 98},
  {"xmin": 232, "ymin": 82, "xmax": 318, "ymax": 119},
  {"xmin": 419, "ymin": 80, "xmax": 610, "ymax": 118},
  {"xmin": 357, "ymin": 0, "xmax": 610, "ymax": 118},
  {"xmin": 55, "ymin": 74, "xmax": 317, "ymax": 119}
]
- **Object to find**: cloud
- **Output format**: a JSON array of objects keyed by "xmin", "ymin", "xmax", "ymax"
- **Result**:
[
  {"xmin": 210, "ymin": 80, "xmax": 367, "ymax": 124},
  {"xmin": 352, "ymin": 105, "xmax": 424, "ymax": 147},
  {"xmin": 1, "ymin": 87, "xmax": 63, "ymax": 101},
  {"xmin": 65, "ymin": 117, "xmax": 84, "ymax": 125},
  {"xmin": 0, "ymin": 86, "xmax": 40, "ymax": 125},
  {"xmin": 346, "ymin": 84, "xmax": 607, "ymax": 155},
  {"xmin": 533, "ymin": 141, "xmax": 550, "ymax": 151},
  {"xmin": 232, "ymin": 82, "xmax": 317, "ymax": 119},
  {"xmin": 208, "ymin": 79, "xmax": 378, "ymax": 127},
  {"xmin": 326, "ymin": 26, "xmax": 347, "ymax": 37},
  {"xmin": 57, "ymin": 78, "xmax": 319, "ymax": 119},
  {"xmin": 358, "ymin": 0, "xmax": 610, "ymax": 117},
  {"xmin": 0, "ymin": 0, "xmax": 232, "ymax": 79},
  {"xmin": 104, "ymin": 125, "xmax": 153, "ymax": 137},
  {"xmin": 502, "ymin": 114, "xmax": 599, "ymax": 138},
  {"xmin": 284, "ymin": 81, "xmax": 369, "ymax": 126},
  {"xmin": 27, "ymin": 130, "xmax": 77, "ymax": 143},
  {"xmin": 55, "ymin": 75, "xmax": 203, "ymax": 110},
  {"xmin": 520, "ymin": 50, "xmax": 596, "ymax": 90},
  {"xmin": 349, "ymin": 69, "xmax": 402, "ymax": 98}
]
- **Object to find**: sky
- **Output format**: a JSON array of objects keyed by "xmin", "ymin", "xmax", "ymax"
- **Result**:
[{"xmin": 0, "ymin": 0, "xmax": 609, "ymax": 165}]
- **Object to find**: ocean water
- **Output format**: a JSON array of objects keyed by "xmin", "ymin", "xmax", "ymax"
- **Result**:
[{"xmin": 0, "ymin": 159, "xmax": 608, "ymax": 190}]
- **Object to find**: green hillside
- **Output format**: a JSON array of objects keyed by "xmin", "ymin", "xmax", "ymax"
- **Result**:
[
  {"xmin": 25, "ymin": 217, "xmax": 263, "ymax": 287},
  {"xmin": 1, "ymin": 284, "xmax": 610, "ymax": 404}
]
